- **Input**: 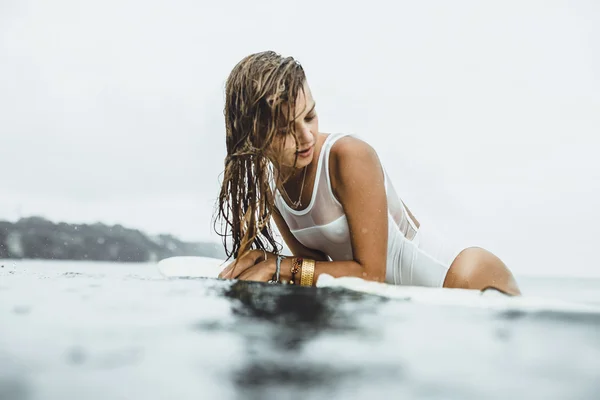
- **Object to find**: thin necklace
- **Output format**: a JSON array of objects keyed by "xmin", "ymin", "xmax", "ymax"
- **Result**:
[{"xmin": 290, "ymin": 166, "xmax": 308, "ymax": 209}]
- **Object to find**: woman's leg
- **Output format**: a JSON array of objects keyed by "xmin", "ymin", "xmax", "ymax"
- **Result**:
[{"xmin": 442, "ymin": 247, "xmax": 521, "ymax": 295}]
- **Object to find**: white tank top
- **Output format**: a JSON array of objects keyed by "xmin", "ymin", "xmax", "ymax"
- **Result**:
[{"xmin": 274, "ymin": 133, "xmax": 463, "ymax": 287}]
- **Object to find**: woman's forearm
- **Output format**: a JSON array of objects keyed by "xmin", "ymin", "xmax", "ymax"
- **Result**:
[
  {"xmin": 279, "ymin": 256, "xmax": 385, "ymax": 286},
  {"xmin": 294, "ymin": 248, "xmax": 329, "ymax": 262}
]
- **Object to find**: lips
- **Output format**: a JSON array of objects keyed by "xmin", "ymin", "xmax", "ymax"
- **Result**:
[{"xmin": 296, "ymin": 145, "xmax": 314, "ymax": 154}]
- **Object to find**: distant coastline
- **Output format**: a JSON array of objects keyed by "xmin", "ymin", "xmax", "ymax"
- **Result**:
[{"xmin": 0, "ymin": 217, "xmax": 225, "ymax": 262}]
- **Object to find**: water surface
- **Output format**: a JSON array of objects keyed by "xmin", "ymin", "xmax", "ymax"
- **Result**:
[{"xmin": 1, "ymin": 260, "xmax": 599, "ymax": 400}]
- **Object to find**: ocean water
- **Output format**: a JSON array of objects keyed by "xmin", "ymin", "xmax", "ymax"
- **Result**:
[{"xmin": 1, "ymin": 259, "xmax": 600, "ymax": 400}]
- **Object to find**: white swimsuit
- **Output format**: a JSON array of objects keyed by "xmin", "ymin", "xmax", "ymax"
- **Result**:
[{"xmin": 274, "ymin": 133, "xmax": 465, "ymax": 287}]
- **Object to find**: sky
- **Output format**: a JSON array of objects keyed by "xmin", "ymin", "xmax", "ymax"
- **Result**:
[{"xmin": 0, "ymin": 0, "xmax": 599, "ymax": 276}]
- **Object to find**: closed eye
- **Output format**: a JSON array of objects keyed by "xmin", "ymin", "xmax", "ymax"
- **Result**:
[{"xmin": 302, "ymin": 102, "xmax": 317, "ymax": 122}]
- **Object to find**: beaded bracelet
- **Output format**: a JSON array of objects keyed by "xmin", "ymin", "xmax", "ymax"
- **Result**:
[{"xmin": 289, "ymin": 257, "xmax": 302, "ymax": 285}]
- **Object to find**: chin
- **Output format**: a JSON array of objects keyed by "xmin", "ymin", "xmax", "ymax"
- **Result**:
[{"xmin": 297, "ymin": 156, "xmax": 313, "ymax": 168}]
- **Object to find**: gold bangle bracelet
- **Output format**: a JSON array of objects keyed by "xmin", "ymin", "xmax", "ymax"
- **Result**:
[{"xmin": 300, "ymin": 258, "xmax": 315, "ymax": 287}]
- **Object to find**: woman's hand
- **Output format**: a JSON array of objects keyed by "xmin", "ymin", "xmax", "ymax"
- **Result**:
[
  {"xmin": 236, "ymin": 259, "xmax": 278, "ymax": 282},
  {"xmin": 218, "ymin": 249, "xmax": 275, "ymax": 281}
]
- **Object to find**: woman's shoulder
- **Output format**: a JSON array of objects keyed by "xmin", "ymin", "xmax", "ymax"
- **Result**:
[
  {"xmin": 325, "ymin": 133, "xmax": 386, "ymax": 205},
  {"xmin": 329, "ymin": 133, "xmax": 379, "ymax": 165},
  {"xmin": 327, "ymin": 133, "xmax": 382, "ymax": 181}
]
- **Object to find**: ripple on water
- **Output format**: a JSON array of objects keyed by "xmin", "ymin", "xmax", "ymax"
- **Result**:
[
  {"xmin": 0, "ymin": 354, "xmax": 33, "ymax": 400},
  {"xmin": 64, "ymin": 346, "xmax": 143, "ymax": 369},
  {"xmin": 12, "ymin": 306, "xmax": 31, "ymax": 315}
]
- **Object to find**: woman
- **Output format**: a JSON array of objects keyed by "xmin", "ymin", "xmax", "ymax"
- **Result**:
[{"xmin": 216, "ymin": 51, "xmax": 520, "ymax": 295}]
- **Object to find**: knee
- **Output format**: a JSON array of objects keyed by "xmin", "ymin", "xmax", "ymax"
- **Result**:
[{"xmin": 443, "ymin": 247, "xmax": 521, "ymax": 295}]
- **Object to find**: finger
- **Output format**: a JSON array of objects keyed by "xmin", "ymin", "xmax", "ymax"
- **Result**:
[
  {"xmin": 229, "ymin": 250, "xmax": 264, "ymax": 278},
  {"xmin": 231, "ymin": 256, "xmax": 266, "ymax": 279},
  {"xmin": 237, "ymin": 262, "xmax": 259, "ymax": 281},
  {"xmin": 218, "ymin": 260, "xmax": 236, "ymax": 279},
  {"xmin": 220, "ymin": 250, "xmax": 263, "ymax": 279},
  {"xmin": 218, "ymin": 257, "xmax": 243, "ymax": 279},
  {"xmin": 238, "ymin": 264, "xmax": 273, "ymax": 282}
]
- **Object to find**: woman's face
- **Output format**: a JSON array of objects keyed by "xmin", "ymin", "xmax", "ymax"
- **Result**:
[{"xmin": 271, "ymin": 81, "xmax": 319, "ymax": 170}]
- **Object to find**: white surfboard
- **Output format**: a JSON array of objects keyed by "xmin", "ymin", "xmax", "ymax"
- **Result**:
[
  {"xmin": 157, "ymin": 256, "xmax": 600, "ymax": 314},
  {"xmin": 157, "ymin": 256, "xmax": 226, "ymax": 279}
]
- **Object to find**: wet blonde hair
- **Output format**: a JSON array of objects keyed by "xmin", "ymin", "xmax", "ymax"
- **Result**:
[{"xmin": 214, "ymin": 51, "xmax": 307, "ymax": 260}]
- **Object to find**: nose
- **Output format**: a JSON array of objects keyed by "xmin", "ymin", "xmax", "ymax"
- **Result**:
[{"xmin": 296, "ymin": 124, "xmax": 313, "ymax": 144}]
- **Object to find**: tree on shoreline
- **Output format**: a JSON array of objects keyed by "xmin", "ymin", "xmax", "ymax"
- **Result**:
[{"xmin": 0, "ymin": 217, "xmax": 224, "ymax": 262}]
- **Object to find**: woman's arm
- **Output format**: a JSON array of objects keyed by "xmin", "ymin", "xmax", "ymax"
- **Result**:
[
  {"xmin": 227, "ymin": 136, "xmax": 389, "ymax": 284},
  {"xmin": 326, "ymin": 135, "xmax": 389, "ymax": 282}
]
